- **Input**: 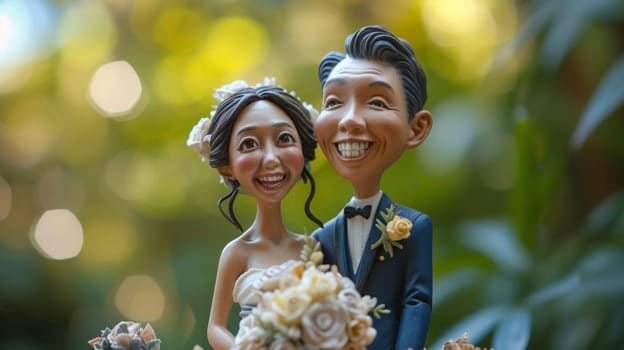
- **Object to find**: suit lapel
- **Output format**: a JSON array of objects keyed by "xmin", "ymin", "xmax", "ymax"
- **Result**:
[
  {"xmin": 354, "ymin": 194, "xmax": 393, "ymax": 292},
  {"xmin": 334, "ymin": 211, "xmax": 354, "ymax": 280}
]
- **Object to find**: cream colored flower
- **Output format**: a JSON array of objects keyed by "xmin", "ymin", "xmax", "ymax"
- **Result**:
[
  {"xmin": 234, "ymin": 315, "xmax": 265, "ymax": 350},
  {"xmin": 259, "ymin": 308, "xmax": 280, "ymax": 326},
  {"xmin": 371, "ymin": 204, "xmax": 409, "ymax": 257},
  {"xmin": 338, "ymin": 276, "xmax": 356, "ymax": 291},
  {"xmin": 342, "ymin": 343, "xmax": 366, "ymax": 350},
  {"xmin": 256, "ymin": 260, "xmax": 304, "ymax": 292},
  {"xmin": 268, "ymin": 287, "xmax": 312, "ymax": 326},
  {"xmin": 386, "ymin": 215, "xmax": 412, "ymax": 241},
  {"xmin": 230, "ymin": 248, "xmax": 383, "ymax": 350},
  {"xmin": 301, "ymin": 298, "xmax": 349, "ymax": 350},
  {"xmin": 233, "ymin": 325, "xmax": 265, "ymax": 350},
  {"xmin": 213, "ymin": 80, "xmax": 250, "ymax": 102},
  {"xmin": 337, "ymin": 287, "xmax": 363, "ymax": 316},
  {"xmin": 278, "ymin": 274, "xmax": 300, "ymax": 290},
  {"xmin": 286, "ymin": 326, "xmax": 301, "ymax": 340},
  {"xmin": 186, "ymin": 117, "xmax": 212, "ymax": 162},
  {"xmin": 257, "ymin": 310, "xmax": 294, "ymax": 339},
  {"xmin": 268, "ymin": 338, "xmax": 298, "ymax": 350},
  {"xmin": 359, "ymin": 295, "xmax": 378, "ymax": 313},
  {"xmin": 309, "ymin": 251, "xmax": 323, "ymax": 266},
  {"xmin": 346, "ymin": 314, "xmax": 376, "ymax": 346},
  {"xmin": 301, "ymin": 268, "xmax": 339, "ymax": 301},
  {"xmin": 302, "ymin": 101, "xmax": 319, "ymax": 121},
  {"xmin": 235, "ymin": 315, "xmax": 257, "ymax": 343}
]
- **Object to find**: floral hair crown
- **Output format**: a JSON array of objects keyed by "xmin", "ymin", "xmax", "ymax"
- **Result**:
[{"xmin": 186, "ymin": 77, "xmax": 318, "ymax": 162}]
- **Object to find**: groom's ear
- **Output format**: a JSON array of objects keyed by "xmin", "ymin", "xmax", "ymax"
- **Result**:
[{"xmin": 406, "ymin": 110, "xmax": 433, "ymax": 149}]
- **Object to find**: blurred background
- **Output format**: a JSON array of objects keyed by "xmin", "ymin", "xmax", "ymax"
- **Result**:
[{"xmin": 1, "ymin": 0, "xmax": 623, "ymax": 349}]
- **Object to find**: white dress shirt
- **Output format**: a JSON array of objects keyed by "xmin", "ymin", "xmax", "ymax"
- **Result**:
[{"xmin": 346, "ymin": 191, "xmax": 383, "ymax": 274}]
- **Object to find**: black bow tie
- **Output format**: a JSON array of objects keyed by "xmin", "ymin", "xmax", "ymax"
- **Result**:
[{"xmin": 344, "ymin": 205, "xmax": 372, "ymax": 219}]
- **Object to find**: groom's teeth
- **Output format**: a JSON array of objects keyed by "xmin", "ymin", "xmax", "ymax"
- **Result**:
[{"xmin": 337, "ymin": 142, "xmax": 370, "ymax": 158}]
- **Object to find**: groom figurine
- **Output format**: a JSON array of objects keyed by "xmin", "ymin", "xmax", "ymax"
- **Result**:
[{"xmin": 312, "ymin": 25, "xmax": 433, "ymax": 350}]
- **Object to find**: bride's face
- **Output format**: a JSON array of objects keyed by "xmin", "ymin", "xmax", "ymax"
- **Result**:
[{"xmin": 224, "ymin": 100, "xmax": 305, "ymax": 205}]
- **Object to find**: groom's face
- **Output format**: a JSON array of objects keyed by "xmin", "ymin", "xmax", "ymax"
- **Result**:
[{"xmin": 315, "ymin": 58, "xmax": 413, "ymax": 185}]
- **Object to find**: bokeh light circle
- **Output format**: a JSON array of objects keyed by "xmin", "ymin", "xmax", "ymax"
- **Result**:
[
  {"xmin": 31, "ymin": 209, "xmax": 84, "ymax": 260},
  {"xmin": 115, "ymin": 275, "xmax": 166, "ymax": 321},
  {"xmin": 89, "ymin": 60, "xmax": 143, "ymax": 118}
]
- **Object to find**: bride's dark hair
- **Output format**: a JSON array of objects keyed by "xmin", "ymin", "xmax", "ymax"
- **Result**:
[{"xmin": 206, "ymin": 85, "xmax": 323, "ymax": 231}]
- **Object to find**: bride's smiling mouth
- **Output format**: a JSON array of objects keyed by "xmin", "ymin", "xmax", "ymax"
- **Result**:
[{"xmin": 256, "ymin": 174, "xmax": 287, "ymax": 189}]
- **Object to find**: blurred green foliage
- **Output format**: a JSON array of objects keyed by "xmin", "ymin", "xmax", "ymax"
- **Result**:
[{"xmin": 0, "ymin": 0, "xmax": 622, "ymax": 349}]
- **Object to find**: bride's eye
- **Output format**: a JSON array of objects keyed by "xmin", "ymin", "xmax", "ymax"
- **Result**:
[
  {"xmin": 238, "ymin": 138, "xmax": 258, "ymax": 151},
  {"xmin": 278, "ymin": 133, "xmax": 296, "ymax": 145}
]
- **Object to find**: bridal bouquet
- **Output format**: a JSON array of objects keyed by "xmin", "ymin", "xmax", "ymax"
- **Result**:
[{"xmin": 233, "ymin": 239, "xmax": 385, "ymax": 350}]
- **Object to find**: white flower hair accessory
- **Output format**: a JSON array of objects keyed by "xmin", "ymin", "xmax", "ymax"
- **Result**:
[
  {"xmin": 186, "ymin": 117, "xmax": 212, "ymax": 162},
  {"xmin": 186, "ymin": 77, "xmax": 319, "ymax": 163}
]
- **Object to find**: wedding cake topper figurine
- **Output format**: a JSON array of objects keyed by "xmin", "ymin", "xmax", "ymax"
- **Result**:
[
  {"xmin": 187, "ymin": 78, "xmax": 323, "ymax": 350},
  {"xmin": 312, "ymin": 25, "xmax": 434, "ymax": 350}
]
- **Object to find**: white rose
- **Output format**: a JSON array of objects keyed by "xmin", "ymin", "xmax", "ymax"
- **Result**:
[
  {"xmin": 301, "ymin": 298, "xmax": 349, "ymax": 349},
  {"xmin": 337, "ymin": 287, "xmax": 363, "ymax": 316}
]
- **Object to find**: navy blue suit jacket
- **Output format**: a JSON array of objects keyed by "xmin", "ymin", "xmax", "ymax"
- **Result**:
[{"xmin": 312, "ymin": 193, "xmax": 432, "ymax": 350}]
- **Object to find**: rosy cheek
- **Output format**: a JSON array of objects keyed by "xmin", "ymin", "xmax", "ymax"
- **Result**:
[
  {"xmin": 281, "ymin": 148, "xmax": 305, "ymax": 171},
  {"xmin": 230, "ymin": 153, "xmax": 258, "ymax": 176}
]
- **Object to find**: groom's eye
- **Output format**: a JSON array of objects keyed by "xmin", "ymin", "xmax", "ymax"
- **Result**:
[
  {"xmin": 370, "ymin": 100, "xmax": 389, "ymax": 109},
  {"xmin": 324, "ymin": 99, "xmax": 340, "ymax": 109}
]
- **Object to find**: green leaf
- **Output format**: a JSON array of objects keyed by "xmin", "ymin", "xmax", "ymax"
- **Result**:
[
  {"xmin": 509, "ymin": 107, "xmax": 540, "ymax": 248},
  {"xmin": 492, "ymin": 308, "xmax": 532, "ymax": 350},
  {"xmin": 540, "ymin": 0, "xmax": 594, "ymax": 71},
  {"xmin": 490, "ymin": 0, "xmax": 559, "ymax": 71},
  {"xmin": 525, "ymin": 273, "xmax": 582, "ymax": 308},
  {"xmin": 573, "ymin": 247, "xmax": 624, "ymax": 277},
  {"xmin": 570, "ymin": 55, "xmax": 624, "ymax": 149},
  {"xmin": 433, "ymin": 268, "xmax": 485, "ymax": 305},
  {"xmin": 375, "ymin": 220, "xmax": 385, "ymax": 233},
  {"xmin": 549, "ymin": 313, "xmax": 603, "ymax": 349},
  {"xmin": 583, "ymin": 191, "xmax": 624, "ymax": 237},
  {"xmin": 460, "ymin": 219, "xmax": 530, "ymax": 273}
]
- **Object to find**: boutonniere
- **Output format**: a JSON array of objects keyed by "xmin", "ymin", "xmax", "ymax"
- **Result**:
[{"xmin": 371, "ymin": 204, "xmax": 412, "ymax": 258}]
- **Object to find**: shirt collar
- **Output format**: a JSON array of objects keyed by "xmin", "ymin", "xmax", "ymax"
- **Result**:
[{"xmin": 348, "ymin": 191, "xmax": 383, "ymax": 211}]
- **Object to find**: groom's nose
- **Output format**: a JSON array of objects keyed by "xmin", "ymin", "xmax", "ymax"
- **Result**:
[{"xmin": 337, "ymin": 103, "xmax": 365, "ymax": 134}]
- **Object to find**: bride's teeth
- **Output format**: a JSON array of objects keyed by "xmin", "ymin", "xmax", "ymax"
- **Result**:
[{"xmin": 259, "ymin": 175, "xmax": 283, "ymax": 182}]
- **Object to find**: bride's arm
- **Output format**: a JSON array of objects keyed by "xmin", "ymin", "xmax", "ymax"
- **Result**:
[{"xmin": 207, "ymin": 240, "xmax": 245, "ymax": 350}]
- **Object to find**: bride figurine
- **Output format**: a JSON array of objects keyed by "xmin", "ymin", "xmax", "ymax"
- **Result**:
[{"xmin": 187, "ymin": 78, "xmax": 323, "ymax": 350}]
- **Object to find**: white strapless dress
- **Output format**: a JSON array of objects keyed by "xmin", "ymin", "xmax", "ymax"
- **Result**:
[{"xmin": 232, "ymin": 260, "xmax": 302, "ymax": 318}]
